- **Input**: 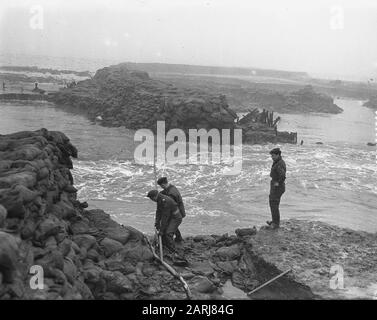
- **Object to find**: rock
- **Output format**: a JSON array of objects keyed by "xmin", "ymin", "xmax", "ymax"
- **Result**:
[
  {"xmin": 51, "ymin": 64, "xmax": 237, "ymax": 134},
  {"xmin": 216, "ymin": 244, "xmax": 241, "ymax": 260},
  {"xmin": 63, "ymin": 258, "xmax": 77, "ymax": 284},
  {"xmin": 101, "ymin": 270, "xmax": 133, "ymax": 294},
  {"xmin": 35, "ymin": 249, "xmax": 64, "ymax": 272},
  {"xmin": 72, "ymin": 234, "xmax": 97, "ymax": 250},
  {"xmin": 87, "ymin": 249, "xmax": 100, "ymax": 262},
  {"xmin": 0, "ymin": 232, "xmax": 20, "ymax": 283},
  {"xmin": 214, "ymin": 260, "xmax": 239, "ymax": 275},
  {"xmin": 36, "ymin": 216, "xmax": 63, "ymax": 241},
  {"xmin": 235, "ymin": 227, "xmax": 257, "ymax": 237},
  {"xmin": 100, "ymin": 238, "xmax": 123, "ymax": 258},
  {"xmin": 190, "ymin": 275, "xmax": 217, "ymax": 294},
  {"xmin": 69, "ymin": 219, "xmax": 90, "ymax": 235},
  {"xmin": 83, "ymin": 263, "xmax": 103, "ymax": 284},
  {"xmin": 58, "ymin": 239, "xmax": 73, "ymax": 256},
  {"xmin": 120, "ymin": 242, "xmax": 154, "ymax": 262},
  {"xmin": 105, "ymin": 259, "xmax": 135, "ymax": 274},
  {"xmin": 193, "ymin": 235, "xmax": 216, "ymax": 245},
  {"xmin": 20, "ymin": 218, "xmax": 37, "ymax": 239},
  {"xmin": 105, "ymin": 227, "xmax": 130, "ymax": 245},
  {"xmin": 190, "ymin": 261, "xmax": 215, "ymax": 276},
  {"xmin": 0, "ymin": 205, "xmax": 7, "ymax": 227},
  {"xmin": 45, "ymin": 236, "xmax": 58, "ymax": 249}
]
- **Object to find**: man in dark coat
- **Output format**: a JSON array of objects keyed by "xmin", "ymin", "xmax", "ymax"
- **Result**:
[
  {"xmin": 267, "ymin": 148, "xmax": 286, "ymax": 229},
  {"xmin": 147, "ymin": 190, "xmax": 182, "ymax": 252},
  {"xmin": 157, "ymin": 177, "xmax": 185, "ymax": 243}
]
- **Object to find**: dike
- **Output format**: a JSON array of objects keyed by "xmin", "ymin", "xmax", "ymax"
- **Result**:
[{"xmin": 3, "ymin": 129, "xmax": 374, "ymax": 300}]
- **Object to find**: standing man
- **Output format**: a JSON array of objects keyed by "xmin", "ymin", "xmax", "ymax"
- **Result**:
[
  {"xmin": 147, "ymin": 190, "xmax": 182, "ymax": 253},
  {"xmin": 267, "ymin": 148, "xmax": 286, "ymax": 229},
  {"xmin": 157, "ymin": 177, "xmax": 186, "ymax": 243}
]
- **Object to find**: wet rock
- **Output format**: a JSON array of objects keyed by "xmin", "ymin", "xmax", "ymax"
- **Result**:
[
  {"xmin": 215, "ymin": 244, "xmax": 241, "ymax": 260},
  {"xmin": 214, "ymin": 260, "xmax": 239, "ymax": 275},
  {"xmin": 45, "ymin": 236, "xmax": 58, "ymax": 249},
  {"xmin": 0, "ymin": 204, "xmax": 7, "ymax": 227},
  {"xmin": 35, "ymin": 249, "xmax": 64, "ymax": 272},
  {"xmin": 235, "ymin": 227, "xmax": 257, "ymax": 237},
  {"xmin": 105, "ymin": 227, "xmax": 130, "ymax": 245},
  {"xmin": 193, "ymin": 235, "xmax": 216, "ymax": 245},
  {"xmin": 36, "ymin": 216, "xmax": 64, "ymax": 241},
  {"xmin": 87, "ymin": 249, "xmax": 100, "ymax": 262},
  {"xmin": 100, "ymin": 238, "xmax": 123, "ymax": 258},
  {"xmin": 63, "ymin": 258, "xmax": 77, "ymax": 285},
  {"xmin": 190, "ymin": 261, "xmax": 215, "ymax": 276},
  {"xmin": 72, "ymin": 234, "xmax": 97, "ymax": 250},
  {"xmin": 101, "ymin": 270, "xmax": 133, "ymax": 294},
  {"xmin": 105, "ymin": 259, "xmax": 136, "ymax": 274},
  {"xmin": 190, "ymin": 275, "xmax": 217, "ymax": 294},
  {"xmin": 20, "ymin": 218, "xmax": 37, "ymax": 239},
  {"xmin": 0, "ymin": 231, "xmax": 20, "ymax": 283},
  {"xmin": 120, "ymin": 242, "xmax": 154, "ymax": 262},
  {"xmin": 69, "ymin": 219, "xmax": 91, "ymax": 235}
]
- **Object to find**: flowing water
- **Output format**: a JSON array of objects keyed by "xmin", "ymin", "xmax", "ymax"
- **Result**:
[{"xmin": 0, "ymin": 98, "xmax": 376, "ymax": 235}]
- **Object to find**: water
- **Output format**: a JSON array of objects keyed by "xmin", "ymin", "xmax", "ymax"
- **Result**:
[{"xmin": 0, "ymin": 99, "xmax": 376, "ymax": 235}]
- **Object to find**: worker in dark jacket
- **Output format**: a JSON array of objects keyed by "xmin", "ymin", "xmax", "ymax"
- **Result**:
[
  {"xmin": 267, "ymin": 148, "xmax": 286, "ymax": 229},
  {"xmin": 157, "ymin": 177, "xmax": 186, "ymax": 243},
  {"xmin": 147, "ymin": 189, "xmax": 182, "ymax": 252}
]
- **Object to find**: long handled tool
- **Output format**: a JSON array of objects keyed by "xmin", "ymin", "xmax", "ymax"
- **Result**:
[
  {"xmin": 144, "ymin": 235, "xmax": 192, "ymax": 299},
  {"xmin": 247, "ymin": 268, "xmax": 292, "ymax": 296},
  {"xmin": 154, "ymin": 227, "xmax": 164, "ymax": 262}
]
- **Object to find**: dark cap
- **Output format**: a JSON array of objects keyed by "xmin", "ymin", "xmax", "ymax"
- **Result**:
[
  {"xmin": 147, "ymin": 190, "xmax": 159, "ymax": 199},
  {"xmin": 157, "ymin": 177, "xmax": 168, "ymax": 185},
  {"xmin": 269, "ymin": 148, "xmax": 281, "ymax": 155}
]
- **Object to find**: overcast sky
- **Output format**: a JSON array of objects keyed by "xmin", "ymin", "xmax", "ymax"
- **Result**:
[{"xmin": 0, "ymin": 0, "xmax": 376, "ymax": 78}]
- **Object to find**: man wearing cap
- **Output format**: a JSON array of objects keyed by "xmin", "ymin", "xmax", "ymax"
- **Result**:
[
  {"xmin": 157, "ymin": 177, "xmax": 186, "ymax": 243},
  {"xmin": 267, "ymin": 148, "xmax": 286, "ymax": 229},
  {"xmin": 146, "ymin": 190, "xmax": 183, "ymax": 252}
]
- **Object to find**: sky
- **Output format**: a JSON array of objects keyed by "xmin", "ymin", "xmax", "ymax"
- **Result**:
[{"xmin": 0, "ymin": 0, "xmax": 376, "ymax": 79}]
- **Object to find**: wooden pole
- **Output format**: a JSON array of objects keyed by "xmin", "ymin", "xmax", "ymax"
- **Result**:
[
  {"xmin": 247, "ymin": 268, "xmax": 292, "ymax": 296},
  {"xmin": 159, "ymin": 234, "xmax": 164, "ymax": 262},
  {"xmin": 144, "ymin": 235, "xmax": 192, "ymax": 299}
]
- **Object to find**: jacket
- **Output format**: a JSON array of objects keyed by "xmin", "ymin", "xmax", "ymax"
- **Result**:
[
  {"xmin": 270, "ymin": 157, "xmax": 286, "ymax": 184},
  {"xmin": 155, "ymin": 193, "xmax": 181, "ymax": 233},
  {"xmin": 161, "ymin": 184, "xmax": 186, "ymax": 217}
]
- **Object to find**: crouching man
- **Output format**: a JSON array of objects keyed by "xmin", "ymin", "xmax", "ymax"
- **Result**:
[{"xmin": 146, "ymin": 190, "xmax": 182, "ymax": 253}]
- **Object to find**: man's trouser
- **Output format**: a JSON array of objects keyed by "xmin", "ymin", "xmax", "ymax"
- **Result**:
[
  {"xmin": 269, "ymin": 182, "xmax": 285, "ymax": 226},
  {"xmin": 162, "ymin": 216, "xmax": 182, "ymax": 252}
]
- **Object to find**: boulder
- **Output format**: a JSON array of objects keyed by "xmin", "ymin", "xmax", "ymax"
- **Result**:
[
  {"xmin": 101, "ymin": 270, "xmax": 133, "ymax": 294},
  {"xmin": 216, "ymin": 244, "xmax": 241, "ymax": 260},
  {"xmin": 120, "ymin": 242, "xmax": 154, "ymax": 262},
  {"xmin": 105, "ymin": 227, "xmax": 130, "ymax": 245},
  {"xmin": 190, "ymin": 261, "xmax": 215, "ymax": 276},
  {"xmin": 36, "ymin": 216, "xmax": 64, "ymax": 241},
  {"xmin": 0, "ymin": 231, "xmax": 20, "ymax": 283},
  {"xmin": 100, "ymin": 238, "xmax": 123, "ymax": 258},
  {"xmin": 235, "ymin": 227, "xmax": 257, "ymax": 237},
  {"xmin": 72, "ymin": 234, "xmax": 97, "ymax": 250},
  {"xmin": 0, "ymin": 204, "xmax": 7, "ymax": 227},
  {"xmin": 189, "ymin": 275, "xmax": 217, "ymax": 294}
]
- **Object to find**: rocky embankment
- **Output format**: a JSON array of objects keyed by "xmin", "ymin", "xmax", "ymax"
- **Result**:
[
  {"xmin": 364, "ymin": 96, "xmax": 377, "ymax": 109},
  {"xmin": 248, "ymin": 85, "xmax": 342, "ymax": 114},
  {"xmin": 0, "ymin": 129, "xmax": 309, "ymax": 299},
  {"xmin": 2, "ymin": 129, "xmax": 373, "ymax": 300},
  {"xmin": 50, "ymin": 63, "xmax": 297, "ymax": 144}
]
